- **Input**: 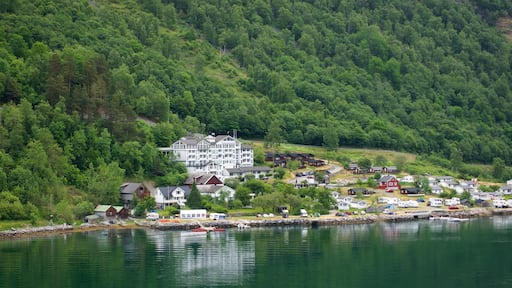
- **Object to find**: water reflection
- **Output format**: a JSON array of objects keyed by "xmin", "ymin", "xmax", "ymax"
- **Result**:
[
  {"xmin": 2, "ymin": 217, "xmax": 512, "ymax": 288},
  {"xmin": 491, "ymin": 215, "xmax": 512, "ymax": 230},
  {"xmin": 148, "ymin": 230, "xmax": 256, "ymax": 287},
  {"xmin": 380, "ymin": 221, "xmax": 420, "ymax": 241}
]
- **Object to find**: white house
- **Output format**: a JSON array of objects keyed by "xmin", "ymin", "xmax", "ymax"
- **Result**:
[
  {"xmin": 154, "ymin": 186, "xmax": 190, "ymax": 208},
  {"xmin": 437, "ymin": 176, "xmax": 455, "ymax": 184},
  {"xmin": 498, "ymin": 185, "xmax": 512, "ymax": 195},
  {"xmin": 197, "ymin": 185, "xmax": 236, "ymax": 201},
  {"xmin": 160, "ymin": 133, "xmax": 253, "ymax": 175},
  {"xmin": 460, "ymin": 180, "xmax": 478, "ymax": 193},
  {"xmin": 180, "ymin": 209, "xmax": 207, "ymax": 219},
  {"xmin": 400, "ymin": 175, "xmax": 415, "ymax": 183},
  {"xmin": 430, "ymin": 185, "xmax": 443, "ymax": 195},
  {"xmin": 337, "ymin": 201, "xmax": 350, "ymax": 210}
]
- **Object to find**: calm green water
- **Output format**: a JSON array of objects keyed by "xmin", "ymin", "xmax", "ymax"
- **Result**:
[{"xmin": 1, "ymin": 216, "xmax": 512, "ymax": 288}]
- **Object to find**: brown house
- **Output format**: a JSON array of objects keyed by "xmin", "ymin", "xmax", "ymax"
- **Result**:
[
  {"xmin": 94, "ymin": 205, "xmax": 118, "ymax": 219},
  {"xmin": 114, "ymin": 206, "xmax": 130, "ymax": 219},
  {"xmin": 120, "ymin": 183, "xmax": 150, "ymax": 209}
]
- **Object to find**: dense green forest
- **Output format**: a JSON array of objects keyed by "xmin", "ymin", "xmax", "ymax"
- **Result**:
[{"xmin": 2, "ymin": 0, "xmax": 512, "ymax": 220}]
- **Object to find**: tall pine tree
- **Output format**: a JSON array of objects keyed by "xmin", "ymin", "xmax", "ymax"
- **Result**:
[{"xmin": 187, "ymin": 182, "xmax": 202, "ymax": 209}]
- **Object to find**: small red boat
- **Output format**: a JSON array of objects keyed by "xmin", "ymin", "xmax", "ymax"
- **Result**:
[{"xmin": 191, "ymin": 227, "xmax": 225, "ymax": 233}]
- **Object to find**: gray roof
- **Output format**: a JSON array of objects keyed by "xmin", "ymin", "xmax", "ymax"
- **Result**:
[
  {"xmin": 176, "ymin": 134, "xmax": 239, "ymax": 145},
  {"xmin": 184, "ymin": 174, "xmax": 221, "ymax": 185},
  {"xmin": 379, "ymin": 175, "xmax": 397, "ymax": 182},
  {"xmin": 120, "ymin": 183, "xmax": 143, "ymax": 194},
  {"xmin": 158, "ymin": 186, "xmax": 191, "ymax": 200},
  {"xmin": 226, "ymin": 166, "xmax": 271, "ymax": 173}
]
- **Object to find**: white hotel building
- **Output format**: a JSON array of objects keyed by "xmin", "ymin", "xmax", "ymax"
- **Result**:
[{"xmin": 159, "ymin": 133, "xmax": 254, "ymax": 175}]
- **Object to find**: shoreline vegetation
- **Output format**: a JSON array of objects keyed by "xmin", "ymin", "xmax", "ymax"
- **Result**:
[{"xmin": 2, "ymin": 208, "xmax": 512, "ymax": 241}]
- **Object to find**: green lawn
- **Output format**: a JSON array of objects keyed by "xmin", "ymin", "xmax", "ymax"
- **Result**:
[{"xmin": 0, "ymin": 220, "xmax": 33, "ymax": 231}]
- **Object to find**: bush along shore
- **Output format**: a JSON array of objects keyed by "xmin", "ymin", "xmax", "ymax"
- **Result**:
[{"xmin": 1, "ymin": 208, "xmax": 511, "ymax": 240}]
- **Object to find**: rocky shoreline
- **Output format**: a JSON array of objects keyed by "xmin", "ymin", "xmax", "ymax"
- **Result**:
[{"xmin": 1, "ymin": 208, "xmax": 511, "ymax": 240}]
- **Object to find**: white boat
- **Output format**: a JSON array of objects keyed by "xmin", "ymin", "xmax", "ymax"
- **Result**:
[
  {"xmin": 447, "ymin": 217, "xmax": 469, "ymax": 222},
  {"xmin": 430, "ymin": 216, "xmax": 468, "ymax": 222}
]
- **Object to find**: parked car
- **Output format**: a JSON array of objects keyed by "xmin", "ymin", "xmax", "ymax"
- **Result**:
[{"xmin": 146, "ymin": 212, "xmax": 159, "ymax": 220}]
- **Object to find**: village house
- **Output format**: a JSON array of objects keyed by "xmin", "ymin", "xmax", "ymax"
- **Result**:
[
  {"xmin": 437, "ymin": 176, "xmax": 455, "ymax": 185},
  {"xmin": 119, "ymin": 182, "xmax": 150, "ymax": 209},
  {"xmin": 440, "ymin": 179, "xmax": 459, "ymax": 189},
  {"xmin": 378, "ymin": 175, "xmax": 401, "ymax": 190},
  {"xmin": 400, "ymin": 187, "xmax": 421, "ymax": 195},
  {"xmin": 347, "ymin": 163, "xmax": 359, "ymax": 172},
  {"xmin": 154, "ymin": 186, "xmax": 190, "ymax": 208},
  {"xmin": 93, "ymin": 205, "xmax": 127, "ymax": 220},
  {"xmin": 370, "ymin": 166, "xmax": 383, "ymax": 173},
  {"xmin": 265, "ymin": 152, "xmax": 318, "ymax": 168},
  {"xmin": 498, "ymin": 185, "xmax": 512, "ymax": 195},
  {"xmin": 460, "ymin": 180, "xmax": 479, "ymax": 193},
  {"xmin": 383, "ymin": 166, "xmax": 398, "ymax": 173},
  {"xmin": 348, "ymin": 187, "xmax": 371, "ymax": 195},
  {"xmin": 430, "ymin": 185, "xmax": 443, "ymax": 194}
]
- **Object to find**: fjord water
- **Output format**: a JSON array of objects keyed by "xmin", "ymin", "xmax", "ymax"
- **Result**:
[{"xmin": 1, "ymin": 217, "xmax": 512, "ymax": 288}]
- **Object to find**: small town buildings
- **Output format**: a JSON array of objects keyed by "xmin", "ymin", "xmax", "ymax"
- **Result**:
[
  {"xmin": 159, "ymin": 133, "xmax": 253, "ymax": 175},
  {"xmin": 498, "ymin": 185, "xmax": 512, "ymax": 195},
  {"xmin": 348, "ymin": 187, "xmax": 369, "ymax": 195},
  {"xmin": 437, "ymin": 176, "xmax": 455, "ymax": 185},
  {"xmin": 265, "ymin": 153, "xmax": 313, "ymax": 167},
  {"xmin": 430, "ymin": 185, "xmax": 443, "ymax": 194},
  {"xmin": 439, "ymin": 179, "xmax": 458, "ymax": 189},
  {"xmin": 460, "ymin": 180, "xmax": 479, "ymax": 193},
  {"xmin": 383, "ymin": 166, "xmax": 398, "ymax": 173},
  {"xmin": 378, "ymin": 175, "xmax": 401, "ymax": 190},
  {"xmin": 370, "ymin": 166, "xmax": 383, "ymax": 173},
  {"xmin": 179, "ymin": 209, "xmax": 207, "ymax": 219},
  {"xmin": 184, "ymin": 173, "xmax": 235, "ymax": 201},
  {"xmin": 308, "ymin": 159, "xmax": 326, "ymax": 167},
  {"xmin": 294, "ymin": 177, "xmax": 318, "ymax": 188},
  {"xmin": 347, "ymin": 163, "xmax": 359, "ymax": 171}
]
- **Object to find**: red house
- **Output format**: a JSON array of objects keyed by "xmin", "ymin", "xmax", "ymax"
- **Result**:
[{"xmin": 378, "ymin": 175, "xmax": 401, "ymax": 190}]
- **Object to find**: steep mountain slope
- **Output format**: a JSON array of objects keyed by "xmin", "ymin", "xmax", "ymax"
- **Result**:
[{"xmin": 1, "ymin": 0, "xmax": 512, "ymax": 166}]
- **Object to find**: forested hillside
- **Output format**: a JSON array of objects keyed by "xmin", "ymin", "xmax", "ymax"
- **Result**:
[{"xmin": 1, "ymin": 0, "xmax": 512, "ymax": 219}]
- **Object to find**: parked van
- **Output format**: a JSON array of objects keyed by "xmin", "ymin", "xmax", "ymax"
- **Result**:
[
  {"xmin": 428, "ymin": 198, "xmax": 443, "ymax": 207},
  {"xmin": 146, "ymin": 212, "xmax": 159, "ymax": 220},
  {"xmin": 209, "ymin": 213, "xmax": 227, "ymax": 220}
]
